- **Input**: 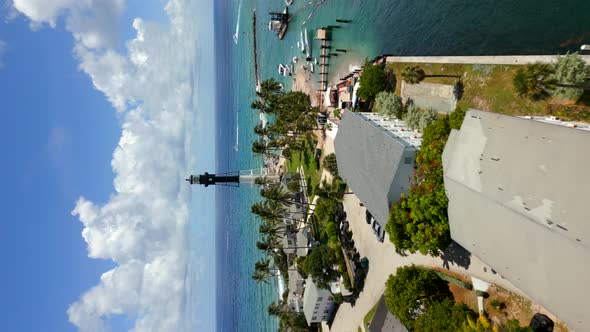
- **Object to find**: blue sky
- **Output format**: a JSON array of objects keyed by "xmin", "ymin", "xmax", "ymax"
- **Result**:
[{"xmin": 0, "ymin": 0, "xmax": 215, "ymax": 331}]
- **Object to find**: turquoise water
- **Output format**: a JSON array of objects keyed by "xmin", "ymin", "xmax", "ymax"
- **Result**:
[{"xmin": 215, "ymin": 0, "xmax": 590, "ymax": 330}]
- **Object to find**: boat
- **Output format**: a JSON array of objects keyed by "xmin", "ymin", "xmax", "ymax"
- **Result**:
[
  {"xmin": 300, "ymin": 31, "xmax": 305, "ymax": 53},
  {"xmin": 314, "ymin": 58, "xmax": 318, "ymax": 65},
  {"xmin": 285, "ymin": 0, "xmax": 293, "ymax": 5},
  {"xmin": 278, "ymin": 64, "xmax": 292, "ymax": 76},
  {"xmin": 292, "ymin": 56, "xmax": 298, "ymax": 64},
  {"xmin": 304, "ymin": 28, "xmax": 311, "ymax": 60},
  {"xmin": 268, "ymin": 7, "xmax": 289, "ymax": 40},
  {"xmin": 309, "ymin": 62, "xmax": 314, "ymax": 73}
]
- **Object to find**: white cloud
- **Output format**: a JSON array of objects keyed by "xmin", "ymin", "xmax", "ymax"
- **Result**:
[
  {"xmin": 13, "ymin": 0, "xmax": 124, "ymax": 48},
  {"xmin": 13, "ymin": 0, "xmax": 200, "ymax": 331}
]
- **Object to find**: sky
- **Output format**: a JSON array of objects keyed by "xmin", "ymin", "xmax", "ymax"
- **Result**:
[{"xmin": 0, "ymin": 0, "xmax": 215, "ymax": 331}]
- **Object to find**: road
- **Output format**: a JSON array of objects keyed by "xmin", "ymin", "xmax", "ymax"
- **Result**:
[{"xmin": 329, "ymin": 193, "xmax": 525, "ymax": 332}]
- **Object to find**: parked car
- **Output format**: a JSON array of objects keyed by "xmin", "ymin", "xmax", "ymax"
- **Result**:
[
  {"xmin": 374, "ymin": 224, "xmax": 381, "ymax": 237},
  {"xmin": 379, "ymin": 229, "xmax": 385, "ymax": 243}
]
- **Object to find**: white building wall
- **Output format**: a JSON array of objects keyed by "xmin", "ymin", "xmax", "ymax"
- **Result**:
[{"xmin": 307, "ymin": 287, "xmax": 334, "ymax": 323}]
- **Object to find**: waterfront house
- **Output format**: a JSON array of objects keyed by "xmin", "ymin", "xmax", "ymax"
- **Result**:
[{"xmin": 302, "ymin": 278, "xmax": 336, "ymax": 325}]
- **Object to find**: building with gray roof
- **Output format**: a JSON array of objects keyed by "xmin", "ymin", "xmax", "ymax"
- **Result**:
[
  {"xmin": 368, "ymin": 296, "xmax": 408, "ymax": 332},
  {"xmin": 334, "ymin": 111, "xmax": 421, "ymax": 226},
  {"xmin": 287, "ymin": 266, "xmax": 306, "ymax": 313},
  {"xmin": 442, "ymin": 109, "xmax": 590, "ymax": 331}
]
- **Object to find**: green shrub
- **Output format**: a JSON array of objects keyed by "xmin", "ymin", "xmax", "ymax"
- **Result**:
[{"xmin": 323, "ymin": 153, "xmax": 339, "ymax": 176}]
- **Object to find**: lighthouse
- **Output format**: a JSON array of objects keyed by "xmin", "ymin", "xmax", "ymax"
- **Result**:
[{"xmin": 186, "ymin": 169, "xmax": 280, "ymax": 187}]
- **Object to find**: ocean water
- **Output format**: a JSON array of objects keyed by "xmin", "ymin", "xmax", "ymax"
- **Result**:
[{"xmin": 214, "ymin": 0, "xmax": 590, "ymax": 330}]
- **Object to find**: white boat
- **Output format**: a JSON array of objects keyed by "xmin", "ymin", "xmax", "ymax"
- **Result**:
[
  {"xmin": 278, "ymin": 64, "xmax": 291, "ymax": 76},
  {"xmin": 314, "ymin": 58, "xmax": 318, "ymax": 65},
  {"xmin": 304, "ymin": 28, "xmax": 311, "ymax": 60},
  {"xmin": 285, "ymin": 0, "xmax": 293, "ymax": 5},
  {"xmin": 300, "ymin": 30, "xmax": 305, "ymax": 53},
  {"xmin": 309, "ymin": 62, "xmax": 314, "ymax": 73},
  {"xmin": 292, "ymin": 56, "xmax": 298, "ymax": 64}
]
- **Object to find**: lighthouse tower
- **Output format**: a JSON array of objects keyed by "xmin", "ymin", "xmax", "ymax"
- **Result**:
[{"xmin": 186, "ymin": 169, "xmax": 280, "ymax": 187}]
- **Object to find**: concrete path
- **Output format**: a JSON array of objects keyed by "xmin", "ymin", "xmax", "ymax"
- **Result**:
[
  {"xmin": 386, "ymin": 55, "xmax": 590, "ymax": 65},
  {"xmin": 328, "ymin": 193, "xmax": 526, "ymax": 332}
]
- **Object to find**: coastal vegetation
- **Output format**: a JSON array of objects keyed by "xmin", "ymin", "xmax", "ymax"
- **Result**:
[
  {"xmin": 373, "ymin": 91, "xmax": 403, "ymax": 118},
  {"xmin": 357, "ymin": 61, "xmax": 396, "ymax": 107},
  {"xmin": 387, "ymin": 59, "xmax": 590, "ymax": 122},
  {"xmin": 401, "ymin": 65, "xmax": 461, "ymax": 84},
  {"xmin": 249, "ymin": 79, "xmax": 358, "ymax": 331},
  {"xmin": 384, "ymin": 266, "xmax": 534, "ymax": 332},
  {"xmin": 322, "ymin": 153, "xmax": 338, "ymax": 177},
  {"xmin": 403, "ymin": 104, "xmax": 438, "ymax": 131},
  {"xmin": 385, "ymin": 108, "xmax": 466, "ymax": 256},
  {"xmin": 513, "ymin": 53, "xmax": 590, "ymax": 102}
]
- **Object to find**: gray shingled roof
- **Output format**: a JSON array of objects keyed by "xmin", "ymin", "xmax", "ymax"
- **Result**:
[
  {"xmin": 368, "ymin": 296, "xmax": 408, "ymax": 332},
  {"xmin": 443, "ymin": 109, "xmax": 590, "ymax": 331},
  {"xmin": 334, "ymin": 111, "xmax": 414, "ymax": 225}
]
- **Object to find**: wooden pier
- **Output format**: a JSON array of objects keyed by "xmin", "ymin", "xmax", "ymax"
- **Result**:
[{"xmin": 316, "ymin": 28, "xmax": 330, "ymax": 93}]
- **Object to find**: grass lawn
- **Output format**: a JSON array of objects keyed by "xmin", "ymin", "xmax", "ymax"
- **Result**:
[
  {"xmin": 363, "ymin": 299, "xmax": 381, "ymax": 331},
  {"xmin": 386, "ymin": 62, "xmax": 590, "ymax": 122},
  {"xmin": 286, "ymin": 137, "xmax": 321, "ymax": 197}
]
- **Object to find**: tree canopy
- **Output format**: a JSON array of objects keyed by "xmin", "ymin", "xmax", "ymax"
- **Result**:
[
  {"xmin": 306, "ymin": 245, "xmax": 340, "ymax": 289},
  {"xmin": 402, "ymin": 66, "xmax": 427, "ymax": 84},
  {"xmin": 404, "ymin": 104, "xmax": 438, "ymax": 131},
  {"xmin": 413, "ymin": 299, "xmax": 476, "ymax": 332},
  {"xmin": 357, "ymin": 62, "xmax": 388, "ymax": 101},
  {"xmin": 374, "ymin": 91, "xmax": 403, "ymax": 118},
  {"xmin": 551, "ymin": 52, "xmax": 590, "ymax": 101},
  {"xmin": 386, "ymin": 115, "xmax": 454, "ymax": 256},
  {"xmin": 323, "ymin": 153, "xmax": 339, "ymax": 177},
  {"xmin": 384, "ymin": 266, "xmax": 453, "ymax": 330},
  {"xmin": 512, "ymin": 63, "xmax": 555, "ymax": 101}
]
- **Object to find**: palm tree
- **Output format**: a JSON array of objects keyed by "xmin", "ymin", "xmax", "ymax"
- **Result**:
[
  {"xmin": 260, "ymin": 78, "xmax": 283, "ymax": 95},
  {"xmin": 252, "ymin": 139, "xmax": 280, "ymax": 156},
  {"xmin": 402, "ymin": 65, "xmax": 460, "ymax": 84},
  {"xmin": 251, "ymin": 100, "xmax": 267, "ymax": 112},
  {"xmin": 251, "ymin": 201, "xmax": 300, "ymax": 224},
  {"xmin": 252, "ymin": 270, "xmax": 271, "ymax": 284},
  {"xmin": 512, "ymin": 63, "xmax": 556, "ymax": 100},
  {"xmin": 316, "ymin": 180, "xmax": 342, "ymax": 202},
  {"xmin": 256, "ymin": 236, "xmax": 280, "ymax": 255},
  {"xmin": 253, "ymin": 123, "xmax": 268, "ymax": 137}
]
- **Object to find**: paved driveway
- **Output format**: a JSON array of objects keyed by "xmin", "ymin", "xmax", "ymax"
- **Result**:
[{"xmin": 329, "ymin": 193, "xmax": 525, "ymax": 332}]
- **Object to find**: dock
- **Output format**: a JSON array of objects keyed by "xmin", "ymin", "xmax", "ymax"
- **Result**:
[
  {"xmin": 253, "ymin": 9, "xmax": 260, "ymax": 90},
  {"xmin": 316, "ymin": 28, "xmax": 330, "ymax": 93}
]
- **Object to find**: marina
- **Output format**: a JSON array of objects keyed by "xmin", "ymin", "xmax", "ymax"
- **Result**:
[{"xmin": 268, "ymin": 7, "xmax": 289, "ymax": 40}]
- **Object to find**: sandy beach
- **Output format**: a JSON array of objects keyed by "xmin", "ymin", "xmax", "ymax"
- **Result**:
[{"xmin": 292, "ymin": 69, "xmax": 320, "ymax": 107}]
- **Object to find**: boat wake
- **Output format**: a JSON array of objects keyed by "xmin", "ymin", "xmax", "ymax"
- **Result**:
[
  {"xmin": 233, "ymin": 0, "xmax": 243, "ymax": 44},
  {"xmin": 234, "ymin": 112, "xmax": 239, "ymax": 151}
]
